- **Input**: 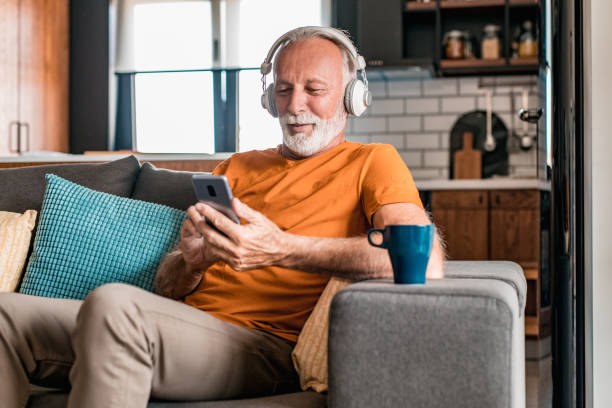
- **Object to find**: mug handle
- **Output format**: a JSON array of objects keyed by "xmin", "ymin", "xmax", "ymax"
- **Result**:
[{"xmin": 367, "ymin": 228, "xmax": 386, "ymax": 248}]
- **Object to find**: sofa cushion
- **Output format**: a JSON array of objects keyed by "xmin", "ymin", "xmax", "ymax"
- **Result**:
[
  {"xmin": 291, "ymin": 277, "xmax": 350, "ymax": 392},
  {"xmin": 131, "ymin": 162, "xmax": 204, "ymax": 211},
  {"xmin": 0, "ymin": 155, "xmax": 140, "ymax": 215},
  {"xmin": 0, "ymin": 210, "xmax": 37, "ymax": 292},
  {"xmin": 19, "ymin": 175, "xmax": 186, "ymax": 300}
]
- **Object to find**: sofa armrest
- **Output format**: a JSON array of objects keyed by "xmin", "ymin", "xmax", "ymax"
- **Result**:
[{"xmin": 328, "ymin": 261, "xmax": 526, "ymax": 408}]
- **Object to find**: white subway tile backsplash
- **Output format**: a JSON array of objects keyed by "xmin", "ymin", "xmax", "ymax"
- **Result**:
[
  {"xmin": 442, "ymin": 97, "xmax": 476, "ymax": 113},
  {"xmin": 406, "ymin": 133, "xmax": 440, "ymax": 149},
  {"xmin": 424, "ymin": 115, "xmax": 458, "ymax": 132},
  {"xmin": 511, "ymin": 166, "xmax": 537, "ymax": 178},
  {"xmin": 459, "ymin": 78, "xmax": 481, "ymax": 95},
  {"xmin": 405, "ymin": 97, "xmax": 439, "ymax": 114},
  {"xmin": 345, "ymin": 135, "xmax": 370, "ymax": 144},
  {"xmin": 346, "ymin": 117, "xmax": 354, "ymax": 133},
  {"xmin": 388, "ymin": 80, "xmax": 421, "ymax": 97},
  {"xmin": 410, "ymin": 168, "xmax": 442, "ymax": 180},
  {"xmin": 493, "ymin": 86, "xmax": 514, "ymax": 95},
  {"xmin": 513, "ymin": 94, "xmax": 541, "ymax": 111},
  {"xmin": 423, "ymin": 79, "xmax": 458, "ymax": 96},
  {"xmin": 370, "ymin": 134, "xmax": 404, "ymax": 149},
  {"xmin": 388, "ymin": 116, "xmax": 421, "ymax": 132},
  {"xmin": 368, "ymin": 81, "xmax": 387, "ymax": 98},
  {"xmin": 509, "ymin": 150, "xmax": 537, "ymax": 166},
  {"xmin": 424, "ymin": 151, "xmax": 449, "ymax": 168},
  {"xmin": 343, "ymin": 75, "xmax": 539, "ymax": 179},
  {"xmin": 399, "ymin": 151, "xmax": 422, "ymax": 167},
  {"xmin": 440, "ymin": 132, "xmax": 450, "ymax": 149},
  {"xmin": 499, "ymin": 113, "xmax": 515, "ymax": 130},
  {"xmin": 370, "ymin": 99, "xmax": 404, "ymax": 115},
  {"xmin": 352, "ymin": 117, "xmax": 386, "ymax": 133},
  {"xmin": 477, "ymin": 95, "xmax": 512, "ymax": 112}
]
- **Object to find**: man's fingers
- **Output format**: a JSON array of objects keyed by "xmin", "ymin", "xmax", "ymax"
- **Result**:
[
  {"xmin": 195, "ymin": 203, "xmax": 242, "ymax": 239},
  {"xmin": 187, "ymin": 206, "xmax": 206, "ymax": 233},
  {"xmin": 181, "ymin": 218, "xmax": 200, "ymax": 238},
  {"xmin": 232, "ymin": 198, "xmax": 259, "ymax": 223}
]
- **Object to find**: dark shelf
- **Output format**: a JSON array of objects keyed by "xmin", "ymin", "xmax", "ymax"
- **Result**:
[
  {"xmin": 405, "ymin": 1, "xmax": 437, "ymax": 11},
  {"xmin": 440, "ymin": 58, "xmax": 506, "ymax": 68},
  {"xmin": 439, "ymin": 0, "xmax": 505, "ymax": 9},
  {"xmin": 509, "ymin": 56, "xmax": 539, "ymax": 65},
  {"xmin": 439, "ymin": 58, "xmax": 539, "ymax": 75},
  {"xmin": 335, "ymin": 0, "xmax": 542, "ymax": 77},
  {"xmin": 508, "ymin": 0, "xmax": 540, "ymax": 6}
]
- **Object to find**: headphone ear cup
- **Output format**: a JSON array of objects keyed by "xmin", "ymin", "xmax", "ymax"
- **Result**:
[
  {"xmin": 344, "ymin": 79, "xmax": 370, "ymax": 117},
  {"xmin": 261, "ymin": 84, "xmax": 278, "ymax": 118}
]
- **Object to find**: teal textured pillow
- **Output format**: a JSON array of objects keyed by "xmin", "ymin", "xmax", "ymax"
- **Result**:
[{"xmin": 20, "ymin": 174, "xmax": 187, "ymax": 299}]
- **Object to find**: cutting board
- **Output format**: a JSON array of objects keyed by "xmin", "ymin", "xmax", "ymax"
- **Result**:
[{"xmin": 453, "ymin": 132, "xmax": 482, "ymax": 179}]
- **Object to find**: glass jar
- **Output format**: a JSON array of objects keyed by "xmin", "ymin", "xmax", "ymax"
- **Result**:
[
  {"xmin": 519, "ymin": 20, "xmax": 538, "ymax": 58},
  {"xmin": 481, "ymin": 24, "xmax": 501, "ymax": 60},
  {"xmin": 462, "ymin": 31, "xmax": 475, "ymax": 59},
  {"xmin": 444, "ymin": 30, "xmax": 465, "ymax": 59}
]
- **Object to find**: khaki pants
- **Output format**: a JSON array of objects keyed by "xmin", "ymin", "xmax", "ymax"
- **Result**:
[{"xmin": 0, "ymin": 283, "xmax": 297, "ymax": 408}]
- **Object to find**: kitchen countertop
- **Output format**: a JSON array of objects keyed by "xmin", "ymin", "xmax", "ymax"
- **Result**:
[
  {"xmin": 416, "ymin": 178, "xmax": 551, "ymax": 191},
  {"xmin": 0, "ymin": 152, "xmax": 550, "ymax": 191}
]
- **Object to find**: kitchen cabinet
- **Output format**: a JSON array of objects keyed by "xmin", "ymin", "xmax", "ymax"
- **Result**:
[
  {"xmin": 431, "ymin": 190, "xmax": 489, "ymax": 260},
  {"xmin": 0, "ymin": 0, "xmax": 69, "ymax": 156},
  {"xmin": 333, "ymin": 0, "xmax": 542, "ymax": 75},
  {"xmin": 431, "ymin": 189, "xmax": 551, "ymax": 338}
]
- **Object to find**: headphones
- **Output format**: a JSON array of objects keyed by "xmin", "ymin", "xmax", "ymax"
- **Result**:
[{"xmin": 260, "ymin": 26, "xmax": 371, "ymax": 118}]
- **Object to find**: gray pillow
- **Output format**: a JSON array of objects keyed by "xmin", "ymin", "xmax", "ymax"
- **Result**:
[
  {"xmin": 131, "ymin": 162, "xmax": 206, "ymax": 211},
  {"xmin": 0, "ymin": 155, "xmax": 141, "ymax": 214}
]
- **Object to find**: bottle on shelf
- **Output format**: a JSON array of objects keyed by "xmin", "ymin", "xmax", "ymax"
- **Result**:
[
  {"xmin": 481, "ymin": 24, "xmax": 502, "ymax": 60},
  {"xmin": 518, "ymin": 20, "xmax": 538, "ymax": 58}
]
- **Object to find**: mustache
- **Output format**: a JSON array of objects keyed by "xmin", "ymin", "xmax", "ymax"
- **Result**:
[{"xmin": 279, "ymin": 113, "xmax": 322, "ymax": 126}]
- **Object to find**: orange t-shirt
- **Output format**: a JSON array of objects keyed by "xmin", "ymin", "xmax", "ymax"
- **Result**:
[{"xmin": 183, "ymin": 142, "xmax": 422, "ymax": 343}]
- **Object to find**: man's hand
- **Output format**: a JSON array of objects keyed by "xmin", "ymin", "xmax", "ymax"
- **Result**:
[
  {"xmin": 153, "ymin": 213, "xmax": 216, "ymax": 299},
  {"xmin": 182, "ymin": 207, "xmax": 219, "ymax": 267},
  {"xmin": 191, "ymin": 198, "xmax": 287, "ymax": 271}
]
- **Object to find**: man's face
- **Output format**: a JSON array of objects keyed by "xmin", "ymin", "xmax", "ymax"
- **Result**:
[{"xmin": 274, "ymin": 37, "xmax": 347, "ymax": 157}]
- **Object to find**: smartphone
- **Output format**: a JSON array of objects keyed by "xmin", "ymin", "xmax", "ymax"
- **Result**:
[{"xmin": 191, "ymin": 175, "xmax": 240, "ymax": 225}]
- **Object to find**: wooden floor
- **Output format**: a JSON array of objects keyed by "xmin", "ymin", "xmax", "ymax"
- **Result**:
[{"xmin": 526, "ymin": 337, "xmax": 553, "ymax": 408}]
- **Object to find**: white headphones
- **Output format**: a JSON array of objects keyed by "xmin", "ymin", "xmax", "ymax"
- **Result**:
[{"xmin": 260, "ymin": 26, "xmax": 371, "ymax": 118}]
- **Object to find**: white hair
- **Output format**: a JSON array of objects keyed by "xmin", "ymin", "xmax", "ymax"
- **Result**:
[{"xmin": 272, "ymin": 26, "xmax": 358, "ymax": 89}]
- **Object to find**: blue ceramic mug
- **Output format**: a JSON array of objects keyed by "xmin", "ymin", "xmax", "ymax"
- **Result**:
[{"xmin": 367, "ymin": 224, "xmax": 435, "ymax": 284}]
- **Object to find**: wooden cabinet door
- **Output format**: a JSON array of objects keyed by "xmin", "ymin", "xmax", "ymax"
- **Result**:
[
  {"xmin": 431, "ymin": 190, "xmax": 489, "ymax": 260},
  {"xmin": 489, "ymin": 190, "xmax": 540, "ymax": 265},
  {"xmin": 18, "ymin": 0, "xmax": 69, "ymax": 153},
  {"xmin": 0, "ymin": 0, "xmax": 19, "ymax": 156}
]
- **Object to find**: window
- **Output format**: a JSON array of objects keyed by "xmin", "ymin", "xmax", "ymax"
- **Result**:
[
  {"xmin": 131, "ymin": 1, "xmax": 215, "ymax": 153},
  {"xmin": 235, "ymin": 0, "xmax": 328, "ymax": 152},
  {"xmin": 114, "ymin": 0, "xmax": 330, "ymax": 153}
]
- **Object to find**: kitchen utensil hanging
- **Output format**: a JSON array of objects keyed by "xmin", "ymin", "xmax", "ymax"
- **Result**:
[
  {"xmin": 449, "ymin": 109, "xmax": 509, "ymax": 179},
  {"xmin": 483, "ymin": 90, "xmax": 496, "ymax": 152}
]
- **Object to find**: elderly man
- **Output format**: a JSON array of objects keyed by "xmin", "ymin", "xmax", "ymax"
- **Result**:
[{"xmin": 0, "ymin": 27, "xmax": 443, "ymax": 407}]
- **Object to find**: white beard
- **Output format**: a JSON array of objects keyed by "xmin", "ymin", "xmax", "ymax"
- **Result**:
[{"xmin": 279, "ymin": 102, "xmax": 347, "ymax": 158}]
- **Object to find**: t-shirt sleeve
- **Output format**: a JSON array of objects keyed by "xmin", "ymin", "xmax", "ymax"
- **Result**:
[
  {"xmin": 212, "ymin": 159, "xmax": 230, "ymax": 176},
  {"xmin": 360, "ymin": 144, "xmax": 423, "ymax": 225}
]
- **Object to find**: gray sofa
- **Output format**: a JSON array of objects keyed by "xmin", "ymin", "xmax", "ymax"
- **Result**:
[{"xmin": 0, "ymin": 156, "xmax": 526, "ymax": 408}]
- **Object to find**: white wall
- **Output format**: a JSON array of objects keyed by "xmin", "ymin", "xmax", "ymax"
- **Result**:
[{"xmin": 584, "ymin": 0, "xmax": 612, "ymax": 406}]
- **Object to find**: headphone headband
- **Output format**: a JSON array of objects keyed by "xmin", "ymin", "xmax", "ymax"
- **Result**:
[{"xmin": 260, "ymin": 26, "xmax": 365, "ymax": 76}]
